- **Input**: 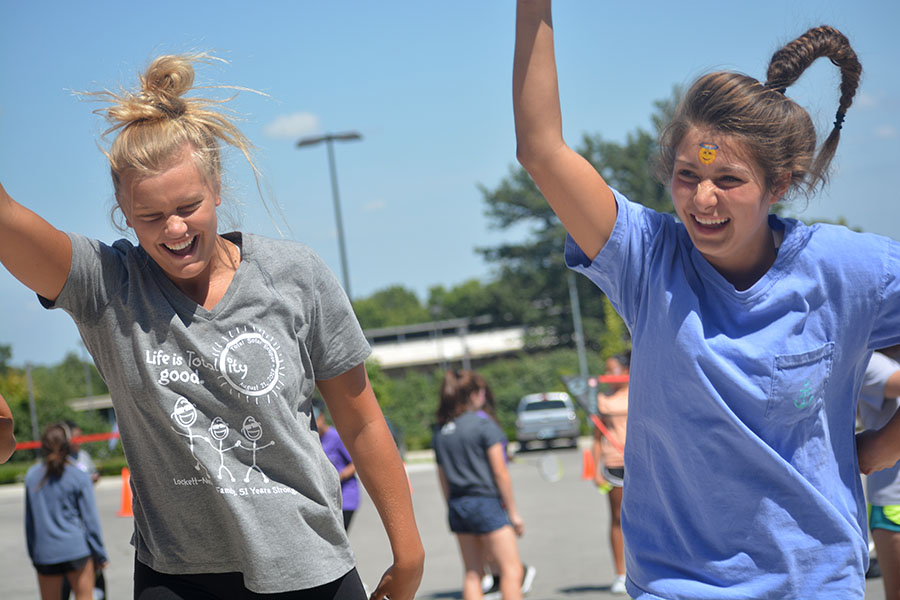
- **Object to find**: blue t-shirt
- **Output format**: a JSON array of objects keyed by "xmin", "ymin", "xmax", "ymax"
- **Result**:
[
  {"xmin": 565, "ymin": 190, "xmax": 900, "ymax": 599},
  {"xmin": 25, "ymin": 463, "xmax": 108, "ymax": 566}
]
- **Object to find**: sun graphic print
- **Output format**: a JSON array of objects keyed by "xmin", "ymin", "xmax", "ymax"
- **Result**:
[{"xmin": 213, "ymin": 325, "xmax": 286, "ymax": 403}]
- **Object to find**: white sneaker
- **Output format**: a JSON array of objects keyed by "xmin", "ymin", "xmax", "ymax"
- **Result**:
[
  {"xmin": 521, "ymin": 564, "xmax": 537, "ymax": 594},
  {"xmin": 610, "ymin": 574, "xmax": 627, "ymax": 595},
  {"xmin": 483, "ymin": 573, "xmax": 502, "ymax": 600}
]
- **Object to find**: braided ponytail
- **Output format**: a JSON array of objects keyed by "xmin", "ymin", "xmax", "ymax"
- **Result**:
[{"xmin": 765, "ymin": 26, "xmax": 861, "ymax": 186}]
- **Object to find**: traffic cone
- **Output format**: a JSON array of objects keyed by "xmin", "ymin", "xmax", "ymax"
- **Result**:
[
  {"xmin": 581, "ymin": 449, "xmax": 595, "ymax": 480},
  {"xmin": 117, "ymin": 467, "xmax": 133, "ymax": 517}
]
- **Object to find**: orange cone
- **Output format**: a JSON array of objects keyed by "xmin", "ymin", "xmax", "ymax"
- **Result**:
[
  {"xmin": 581, "ymin": 449, "xmax": 595, "ymax": 480},
  {"xmin": 117, "ymin": 467, "xmax": 133, "ymax": 517}
]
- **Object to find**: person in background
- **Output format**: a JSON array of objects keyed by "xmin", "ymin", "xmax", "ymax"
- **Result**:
[
  {"xmin": 858, "ymin": 347, "xmax": 900, "ymax": 600},
  {"xmin": 25, "ymin": 422, "xmax": 109, "ymax": 600},
  {"xmin": 315, "ymin": 402, "xmax": 360, "ymax": 531},
  {"xmin": 592, "ymin": 354, "xmax": 629, "ymax": 594},
  {"xmin": 470, "ymin": 373, "xmax": 536, "ymax": 599},
  {"xmin": 434, "ymin": 369, "xmax": 525, "ymax": 600},
  {"xmin": 61, "ymin": 421, "xmax": 104, "ymax": 599},
  {"xmin": 0, "ymin": 391, "xmax": 15, "ymax": 463},
  {"xmin": 65, "ymin": 421, "xmax": 100, "ymax": 484},
  {"xmin": 514, "ymin": 2, "xmax": 900, "ymax": 596}
]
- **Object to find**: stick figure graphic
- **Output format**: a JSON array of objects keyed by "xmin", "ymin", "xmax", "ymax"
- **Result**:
[
  {"xmin": 170, "ymin": 396, "xmax": 210, "ymax": 478},
  {"xmin": 238, "ymin": 416, "xmax": 275, "ymax": 483},
  {"xmin": 205, "ymin": 417, "xmax": 240, "ymax": 482}
]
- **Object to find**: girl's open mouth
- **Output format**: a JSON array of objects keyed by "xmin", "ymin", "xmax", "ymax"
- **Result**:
[
  {"xmin": 692, "ymin": 214, "xmax": 730, "ymax": 231},
  {"xmin": 163, "ymin": 236, "xmax": 198, "ymax": 257}
]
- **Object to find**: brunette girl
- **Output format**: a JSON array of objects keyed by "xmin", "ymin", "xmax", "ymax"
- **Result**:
[{"xmin": 514, "ymin": 2, "xmax": 900, "ymax": 597}]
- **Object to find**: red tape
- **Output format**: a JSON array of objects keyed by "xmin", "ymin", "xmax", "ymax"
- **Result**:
[
  {"xmin": 15, "ymin": 431, "xmax": 120, "ymax": 451},
  {"xmin": 590, "ymin": 414, "xmax": 625, "ymax": 455}
]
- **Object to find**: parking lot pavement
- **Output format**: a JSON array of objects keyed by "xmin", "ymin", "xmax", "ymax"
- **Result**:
[{"xmin": 0, "ymin": 442, "xmax": 887, "ymax": 599}]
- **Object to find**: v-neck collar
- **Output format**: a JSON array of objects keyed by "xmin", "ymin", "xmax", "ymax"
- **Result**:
[
  {"xmin": 141, "ymin": 231, "xmax": 247, "ymax": 321},
  {"xmin": 687, "ymin": 215, "xmax": 806, "ymax": 304}
]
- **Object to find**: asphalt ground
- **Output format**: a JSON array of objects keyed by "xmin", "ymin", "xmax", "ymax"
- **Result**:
[{"xmin": 0, "ymin": 441, "xmax": 887, "ymax": 599}]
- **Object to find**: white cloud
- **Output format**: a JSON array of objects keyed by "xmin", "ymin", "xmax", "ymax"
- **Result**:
[
  {"xmin": 363, "ymin": 200, "xmax": 386, "ymax": 212},
  {"xmin": 263, "ymin": 112, "xmax": 320, "ymax": 139},
  {"xmin": 856, "ymin": 92, "xmax": 878, "ymax": 109},
  {"xmin": 874, "ymin": 125, "xmax": 897, "ymax": 139}
]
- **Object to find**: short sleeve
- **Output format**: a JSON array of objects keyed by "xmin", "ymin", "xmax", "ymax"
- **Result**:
[
  {"xmin": 39, "ymin": 233, "xmax": 128, "ymax": 322},
  {"xmin": 860, "ymin": 352, "xmax": 900, "ymax": 412},
  {"xmin": 307, "ymin": 253, "xmax": 371, "ymax": 380},
  {"xmin": 564, "ymin": 188, "xmax": 667, "ymax": 329},
  {"xmin": 869, "ymin": 239, "xmax": 900, "ymax": 350},
  {"xmin": 480, "ymin": 418, "xmax": 507, "ymax": 451}
]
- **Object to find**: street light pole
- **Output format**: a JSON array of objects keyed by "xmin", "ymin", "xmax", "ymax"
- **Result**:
[{"xmin": 297, "ymin": 131, "xmax": 362, "ymax": 298}]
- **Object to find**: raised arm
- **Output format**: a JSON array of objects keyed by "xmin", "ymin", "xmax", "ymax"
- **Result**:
[
  {"xmin": 318, "ymin": 364, "xmax": 424, "ymax": 600},
  {"xmin": 0, "ymin": 182, "xmax": 72, "ymax": 302},
  {"xmin": 513, "ymin": 0, "xmax": 616, "ymax": 259}
]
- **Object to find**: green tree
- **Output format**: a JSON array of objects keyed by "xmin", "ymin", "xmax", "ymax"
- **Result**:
[
  {"xmin": 0, "ymin": 347, "xmax": 112, "ymax": 463},
  {"xmin": 352, "ymin": 285, "xmax": 430, "ymax": 330},
  {"xmin": 0, "ymin": 344, "xmax": 12, "ymax": 374},
  {"xmin": 426, "ymin": 279, "xmax": 508, "ymax": 322},
  {"xmin": 367, "ymin": 359, "xmax": 440, "ymax": 451}
]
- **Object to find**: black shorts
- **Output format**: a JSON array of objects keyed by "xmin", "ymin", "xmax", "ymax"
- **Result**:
[
  {"xmin": 34, "ymin": 555, "xmax": 90, "ymax": 575},
  {"xmin": 134, "ymin": 558, "xmax": 367, "ymax": 600}
]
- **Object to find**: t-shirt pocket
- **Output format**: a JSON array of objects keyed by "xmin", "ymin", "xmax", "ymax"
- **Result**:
[{"xmin": 766, "ymin": 342, "xmax": 834, "ymax": 425}]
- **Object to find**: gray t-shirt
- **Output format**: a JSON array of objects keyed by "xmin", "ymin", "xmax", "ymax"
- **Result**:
[
  {"xmin": 43, "ymin": 232, "xmax": 371, "ymax": 593},
  {"xmin": 858, "ymin": 351, "xmax": 900, "ymax": 505},
  {"xmin": 432, "ymin": 411, "xmax": 506, "ymax": 498}
]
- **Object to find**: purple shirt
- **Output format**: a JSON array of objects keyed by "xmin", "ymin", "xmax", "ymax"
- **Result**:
[{"xmin": 320, "ymin": 427, "xmax": 358, "ymax": 510}]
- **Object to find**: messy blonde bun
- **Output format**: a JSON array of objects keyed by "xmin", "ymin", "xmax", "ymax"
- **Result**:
[{"xmin": 88, "ymin": 53, "xmax": 261, "ymax": 216}]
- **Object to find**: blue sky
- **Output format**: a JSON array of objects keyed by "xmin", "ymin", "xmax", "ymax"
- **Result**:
[{"xmin": 2, "ymin": 1, "xmax": 898, "ymax": 366}]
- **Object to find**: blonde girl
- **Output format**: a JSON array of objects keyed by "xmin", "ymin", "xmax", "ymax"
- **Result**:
[{"xmin": 0, "ymin": 54, "xmax": 423, "ymax": 600}]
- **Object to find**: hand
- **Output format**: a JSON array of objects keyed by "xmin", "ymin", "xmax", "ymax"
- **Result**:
[
  {"xmin": 594, "ymin": 471, "xmax": 607, "ymax": 488},
  {"xmin": 367, "ymin": 558, "xmax": 424, "ymax": 600},
  {"xmin": 856, "ymin": 429, "xmax": 900, "ymax": 475},
  {"xmin": 508, "ymin": 511, "xmax": 525, "ymax": 537}
]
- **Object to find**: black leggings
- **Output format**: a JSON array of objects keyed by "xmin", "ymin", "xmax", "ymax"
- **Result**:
[{"xmin": 134, "ymin": 558, "xmax": 367, "ymax": 600}]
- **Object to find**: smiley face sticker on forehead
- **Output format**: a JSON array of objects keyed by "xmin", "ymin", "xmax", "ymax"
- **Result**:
[{"xmin": 698, "ymin": 142, "xmax": 719, "ymax": 165}]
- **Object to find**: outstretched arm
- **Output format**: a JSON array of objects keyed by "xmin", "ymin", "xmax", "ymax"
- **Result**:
[
  {"xmin": 514, "ymin": 0, "xmax": 617, "ymax": 260},
  {"xmin": 0, "ymin": 392, "xmax": 15, "ymax": 463},
  {"xmin": 858, "ymin": 409, "xmax": 900, "ymax": 475},
  {"xmin": 318, "ymin": 364, "xmax": 424, "ymax": 600},
  {"xmin": 0, "ymin": 182, "xmax": 72, "ymax": 302}
]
